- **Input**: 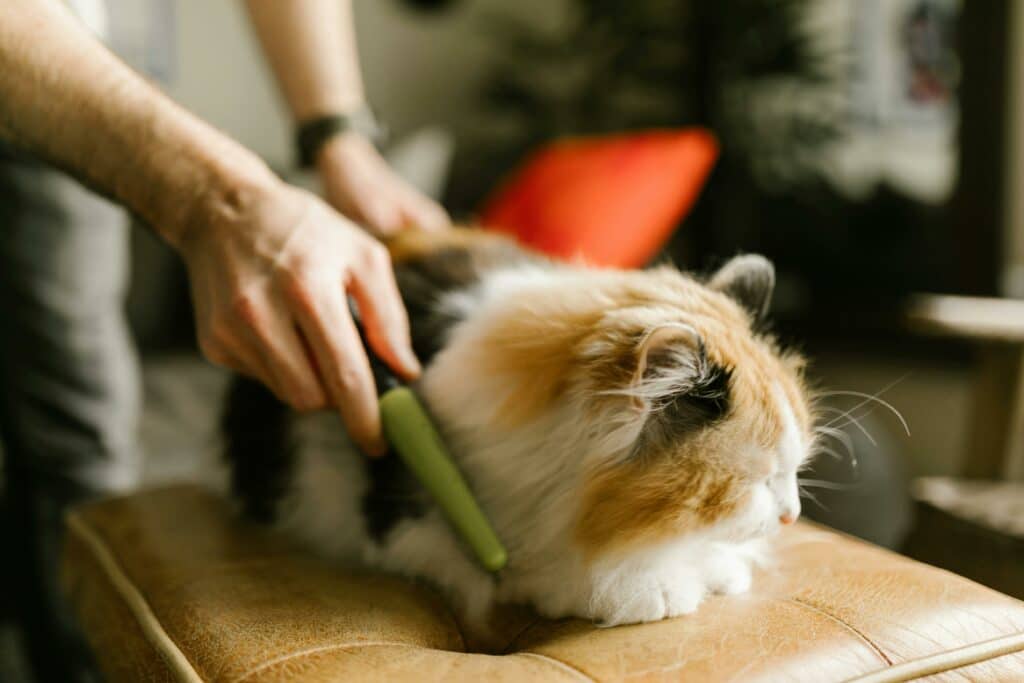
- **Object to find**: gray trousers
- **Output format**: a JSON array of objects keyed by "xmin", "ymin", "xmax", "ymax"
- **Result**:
[{"xmin": 0, "ymin": 145, "xmax": 141, "ymax": 682}]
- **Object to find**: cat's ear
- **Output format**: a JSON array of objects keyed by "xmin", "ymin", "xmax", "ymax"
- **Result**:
[
  {"xmin": 709, "ymin": 254, "xmax": 775, "ymax": 320},
  {"xmin": 629, "ymin": 322, "xmax": 732, "ymax": 434},
  {"xmin": 630, "ymin": 323, "xmax": 704, "ymax": 409}
]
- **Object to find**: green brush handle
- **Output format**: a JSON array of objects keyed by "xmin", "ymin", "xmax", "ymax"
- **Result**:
[{"xmin": 379, "ymin": 387, "xmax": 508, "ymax": 573}]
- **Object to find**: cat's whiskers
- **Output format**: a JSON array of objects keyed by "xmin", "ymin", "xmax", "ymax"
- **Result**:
[
  {"xmin": 801, "ymin": 376, "xmax": 911, "ymax": 486},
  {"xmin": 809, "ymin": 424, "xmax": 859, "ymax": 489},
  {"xmin": 797, "ymin": 478, "xmax": 859, "ymax": 491},
  {"xmin": 797, "ymin": 483, "xmax": 825, "ymax": 510},
  {"xmin": 817, "ymin": 406, "xmax": 877, "ymax": 447},
  {"xmin": 812, "ymin": 424, "xmax": 854, "ymax": 461},
  {"xmin": 817, "ymin": 375, "xmax": 911, "ymax": 435},
  {"xmin": 814, "ymin": 445, "xmax": 848, "ymax": 462}
]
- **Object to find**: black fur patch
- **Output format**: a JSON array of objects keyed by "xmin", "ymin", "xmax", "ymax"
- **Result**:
[
  {"xmin": 663, "ymin": 362, "xmax": 733, "ymax": 429},
  {"xmin": 638, "ymin": 356, "xmax": 734, "ymax": 455},
  {"xmin": 361, "ymin": 450, "xmax": 430, "ymax": 542},
  {"xmin": 393, "ymin": 247, "xmax": 475, "ymax": 361},
  {"xmin": 393, "ymin": 239, "xmax": 533, "ymax": 361},
  {"xmin": 221, "ymin": 372, "xmax": 431, "ymax": 540},
  {"xmin": 221, "ymin": 375, "xmax": 294, "ymax": 524}
]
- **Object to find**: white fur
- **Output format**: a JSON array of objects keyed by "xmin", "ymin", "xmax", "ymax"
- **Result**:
[
  {"xmin": 263, "ymin": 263, "xmax": 807, "ymax": 633},
  {"xmin": 772, "ymin": 383, "xmax": 805, "ymax": 522}
]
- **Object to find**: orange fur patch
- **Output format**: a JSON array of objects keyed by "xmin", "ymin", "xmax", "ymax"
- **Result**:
[
  {"xmin": 576, "ymin": 447, "xmax": 747, "ymax": 558},
  {"xmin": 574, "ymin": 411, "xmax": 777, "ymax": 558},
  {"xmin": 464, "ymin": 306, "xmax": 600, "ymax": 429}
]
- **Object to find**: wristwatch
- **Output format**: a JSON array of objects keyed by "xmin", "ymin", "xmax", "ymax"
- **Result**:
[{"xmin": 295, "ymin": 106, "xmax": 386, "ymax": 168}]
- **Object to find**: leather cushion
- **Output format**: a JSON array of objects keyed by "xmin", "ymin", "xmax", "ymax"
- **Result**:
[{"xmin": 63, "ymin": 485, "xmax": 1024, "ymax": 682}]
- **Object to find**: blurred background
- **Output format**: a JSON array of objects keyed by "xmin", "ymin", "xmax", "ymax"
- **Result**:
[
  {"xmin": 114, "ymin": 0, "xmax": 1024, "ymax": 575},
  {"xmin": 8, "ymin": 1, "xmax": 1024, "ymax": 673}
]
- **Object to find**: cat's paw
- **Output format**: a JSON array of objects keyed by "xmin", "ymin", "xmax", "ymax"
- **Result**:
[
  {"xmin": 590, "ymin": 573, "xmax": 705, "ymax": 627},
  {"xmin": 701, "ymin": 547, "xmax": 754, "ymax": 596}
]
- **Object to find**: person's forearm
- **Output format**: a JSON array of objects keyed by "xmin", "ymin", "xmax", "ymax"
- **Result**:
[
  {"xmin": 0, "ymin": 0, "xmax": 278, "ymax": 247},
  {"xmin": 244, "ymin": 0, "xmax": 366, "ymax": 121}
]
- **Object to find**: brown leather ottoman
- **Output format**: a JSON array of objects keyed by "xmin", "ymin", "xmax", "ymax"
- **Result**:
[{"xmin": 63, "ymin": 485, "xmax": 1024, "ymax": 682}]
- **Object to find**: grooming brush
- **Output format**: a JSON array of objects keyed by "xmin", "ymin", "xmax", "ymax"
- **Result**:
[{"xmin": 356, "ymin": 321, "xmax": 508, "ymax": 573}]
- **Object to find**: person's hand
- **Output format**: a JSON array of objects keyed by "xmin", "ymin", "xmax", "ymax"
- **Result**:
[
  {"xmin": 317, "ymin": 132, "xmax": 450, "ymax": 237},
  {"xmin": 179, "ymin": 178, "xmax": 420, "ymax": 456}
]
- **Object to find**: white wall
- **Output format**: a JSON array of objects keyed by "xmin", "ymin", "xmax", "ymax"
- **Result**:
[
  {"xmin": 164, "ymin": 1, "xmax": 290, "ymax": 168},
  {"xmin": 164, "ymin": 0, "xmax": 567, "ymax": 170}
]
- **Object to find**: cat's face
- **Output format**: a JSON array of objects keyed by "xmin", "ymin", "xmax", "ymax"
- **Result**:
[{"xmin": 572, "ymin": 255, "xmax": 814, "ymax": 558}]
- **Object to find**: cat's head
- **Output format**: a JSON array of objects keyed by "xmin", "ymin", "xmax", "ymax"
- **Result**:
[
  {"xmin": 423, "ymin": 251, "xmax": 814, "ymax": 562},
  {"xmin": 571, "ymin": 255, "xmax": 814, "ymax": 558}
]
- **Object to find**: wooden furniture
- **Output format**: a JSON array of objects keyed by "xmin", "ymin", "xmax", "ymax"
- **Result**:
[
  {"xmin": 905, "ymin": 294, "xmax": 1024, "ymax": 480},
  {"xmin": 907, "ymin": 476, "xmax": 1024, "ymax": 600},
  {"xmin": 903, "ymin": 294, "xmax": 1024, "ymax": 605}
]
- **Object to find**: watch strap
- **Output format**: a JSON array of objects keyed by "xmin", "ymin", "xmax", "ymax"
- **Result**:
[{"xmin": 295, "ymin": 107, "xmax": 384, "ymax": 168}]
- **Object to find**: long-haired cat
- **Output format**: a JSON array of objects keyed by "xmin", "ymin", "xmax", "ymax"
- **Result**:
[{"xmin": 222, "ymin": 228, "xmax": 814, "ymax": 632}]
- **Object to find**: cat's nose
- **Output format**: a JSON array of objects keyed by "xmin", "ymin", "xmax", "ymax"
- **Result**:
[{"xmin": 778, "ymin": 499, "xmax": 800, "ymax": 525}]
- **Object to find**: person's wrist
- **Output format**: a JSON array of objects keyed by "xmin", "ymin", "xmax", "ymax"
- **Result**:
[
  {"xmin": 297, "ymin": 106, "xmax": 383, "ymax": 170},
  {"xmin": 168, "ymin": 148, "xmax": 282, "ymax": 253},
  {"xmin": 315, "ymin": 130, "xmax": 379, "ymax": 174}
]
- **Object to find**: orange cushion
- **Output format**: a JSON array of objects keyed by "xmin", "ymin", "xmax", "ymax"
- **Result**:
[{"xmin": 479, "ymin": 130, "xmax": 718, "ymax": 268}]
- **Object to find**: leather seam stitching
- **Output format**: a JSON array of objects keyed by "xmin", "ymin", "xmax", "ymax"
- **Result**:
[
  {"xmin": 785, "ymin": 597, "xmax": 893, "ymax": 666},
  {"xmin": 845, "ymin": 631, "xmax": 1024, "ymax": 683},
  {"xmin": 67, "ymin": 512, "xmax": 205, "ymax": 683}
]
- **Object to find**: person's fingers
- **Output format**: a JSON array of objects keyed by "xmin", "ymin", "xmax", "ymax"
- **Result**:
[
  {"xmin": 210, "ymin": 288, "xmax": 324, "ymax": 411},
  {"xmin": 328, "ymin": 175, "xmax": 403, "ymax": 237},
  {"xmin": 197, "ymin": 310, "xmax": 272, "ymax": 384},
  {"xmin": 322, "ymin": 145, "xmax": 449, "ymax": 235},
  {"xmin": 399, "ymin": 191, "xmax": 450, "ymax": 232},
  {"xmin": 204, "ymin": 328, "xmax": 284, "ymax": 401},
  {"xmin": 284, "ymin": 274, "xmax": 386, "ymax": 455},
  {"xmin": 348, "ymin": 241, "xmax": 421, "ymax": 381},
  {"xmin": 324, "ymin": 187, "xmax": 359, "ymax": 226},
  {"xmin": 237, "ymin": 294, "xmax": 329, "ymax": 412},
  {"xmin": 377, "ymin": 171, "xmax": 448, "ymax": 232},
  {"xmin": 358, "ymin": 196, "xmax": 404, "ymax": 237}
]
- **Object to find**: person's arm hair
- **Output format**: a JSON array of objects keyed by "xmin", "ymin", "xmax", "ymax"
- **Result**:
[
  {"xmin": 0, "ymin": 0, "xmax": 271, "ymax": 247},
  {"xmin": 0, "ymin": 0, "xmax": 421, "ymax": 455},
  {"xmin": 244, "ymin": 0, "xmax": 450, "ymax": 234}
]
